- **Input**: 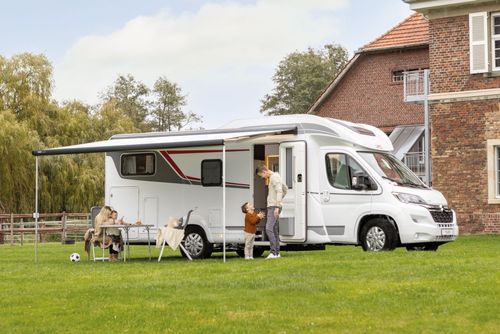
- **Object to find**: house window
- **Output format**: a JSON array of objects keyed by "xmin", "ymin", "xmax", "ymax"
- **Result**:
[
  {"xmin": 497, "ymin": 146, "xmax": 500, "ymax": 197},
  {"xmin": 469, "ymin": 12, "xmax": 500, "ymax": 73},
  {"xmin": 492, "ymin": 13, "xmax": 500, "ymax": 70},
  {"xmin": 392, "ymin": 70, "xmax": 404, "ymax": 82},
  {"xmin": 201, "ymin": 159, "xmax": 222, "ymax": 186},
  {"xmin": 121, "ymin": 153, "xmax": 155, "ymax": 176},
  {"xmin": 486, "ymin": 140, "xmax": 500, "ymax": 203}
]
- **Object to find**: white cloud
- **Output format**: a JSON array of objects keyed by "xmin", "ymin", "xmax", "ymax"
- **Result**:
[{"xmin": 53, "ymin": 0, "xmax": 347, "ymax": 128}]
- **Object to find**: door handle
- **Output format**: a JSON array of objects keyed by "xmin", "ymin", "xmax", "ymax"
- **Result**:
[{"xmin": 321, "ymin": 190, "xmax": 330, "ymax": 202}]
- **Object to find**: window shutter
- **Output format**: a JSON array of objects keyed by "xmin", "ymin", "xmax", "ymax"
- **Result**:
[{"xmin": 469, "ymin": 12, "xmax": 489, "ymax": 73}]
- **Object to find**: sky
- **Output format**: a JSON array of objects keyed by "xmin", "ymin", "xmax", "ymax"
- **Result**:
[{"xmin": 0, "ymin": 0, "xmax": 412, "ymax": 129}]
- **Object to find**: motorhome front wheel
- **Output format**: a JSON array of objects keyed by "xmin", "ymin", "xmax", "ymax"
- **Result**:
[{"xmin": 360, "ymin": 218, "xmax": 398, "ymax": 252}]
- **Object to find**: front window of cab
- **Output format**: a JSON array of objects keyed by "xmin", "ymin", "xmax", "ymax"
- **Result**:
[{"xmin": 359, "ymin": 152, "xmax": 427, "ymax": 188}]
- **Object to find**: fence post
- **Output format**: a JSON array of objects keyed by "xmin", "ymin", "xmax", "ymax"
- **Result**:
[
  {"xmin": 0, "ymin": 219, "xmax": 4, "ymax": 244},
  {"xmin": 20, "ymin": 219, "xmax": 24, "ymax": 246},
  {"xmin": 10, "ymin": 213, "xmax": 14, "ymax": 245},
  {"xmin": 61, "ymin": 212, "xmax": 67, "ymax": 244}
]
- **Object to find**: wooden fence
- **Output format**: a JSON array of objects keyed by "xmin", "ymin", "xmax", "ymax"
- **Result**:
[{"xmin": 0, "ymin": 212, "xmax": 91, "ymax": 245}]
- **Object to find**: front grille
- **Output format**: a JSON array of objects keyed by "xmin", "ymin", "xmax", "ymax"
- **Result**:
[{"xmin": 429, "ymin": 208, "xmax": 454, "ymax": 223}]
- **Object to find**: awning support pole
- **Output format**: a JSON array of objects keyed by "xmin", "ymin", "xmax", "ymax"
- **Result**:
[
  {"xmin": 222, "ymin": 144, "xmax": 226, "ymax": 263},
  {"xmin": 35, "ymin": 156, "xmax": 39, "ymax": 263}
]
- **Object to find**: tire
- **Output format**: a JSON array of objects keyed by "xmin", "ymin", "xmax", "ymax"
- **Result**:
[
  {"xmin": 406, "ymin": 244, "xmax": 439, "ymax": 251},
  {"xmin": 237, "ymin": 246, "xmax": 265, "ymax": 258},
  {"xmin": 181, "ymin": 226, "xmax": 213, "ymax": 259},
  {"xmin": 253, "ymin": 247, "xmax": 265, "ymax": 258},
  {"xmin": 236, "ymin": 249, "xmax": 245, "ymax": 258},
  {"xmin": 360, "ymin": 218, "xmax": 398, "ymax": 252}
]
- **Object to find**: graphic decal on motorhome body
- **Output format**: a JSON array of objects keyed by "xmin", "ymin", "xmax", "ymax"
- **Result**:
[{"xmin": 108, "ymin": 149, "xmax": 250, "ymax": 189}]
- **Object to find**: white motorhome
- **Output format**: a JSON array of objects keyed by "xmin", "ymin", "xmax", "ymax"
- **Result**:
[{"xmin": 33, "ymin": 115, "xmax": 458, "ymax": 258}]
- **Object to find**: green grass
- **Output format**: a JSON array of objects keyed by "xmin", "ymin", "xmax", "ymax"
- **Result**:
[{"xmin": 0, "ymin": 236, "xmax": 499, "ymax": 334}]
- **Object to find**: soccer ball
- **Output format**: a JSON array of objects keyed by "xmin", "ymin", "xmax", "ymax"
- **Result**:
[{"xmin": 70, "ymin": 253, "xmax": 80, "ymax": 262}]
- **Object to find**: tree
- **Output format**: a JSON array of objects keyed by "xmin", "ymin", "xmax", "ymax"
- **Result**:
[
  {"xmin": 0, "ymin": 111, "xmax": 41, "ymax": 213},
  {"xmin": 260, "ymin": 44, "xmax": 348, "ymax": 115},
  {"xmin": 101, "ymin": 74, "xmax": 150, "ymax": 131},
  {"xmin": 0, "ymin": 53, "xmax": 53, "ymax": 120},
  {"xmin": 151, "ymin": 76, "xmax": 201, "ymax": 131}
]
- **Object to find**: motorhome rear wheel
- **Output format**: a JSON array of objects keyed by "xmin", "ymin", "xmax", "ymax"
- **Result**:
[{"xmin": 182, "ymin": 226, "xmax": 213, "ymax": 259}]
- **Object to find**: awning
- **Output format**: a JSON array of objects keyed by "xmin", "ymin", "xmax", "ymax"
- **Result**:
[
  {"xmin": 389, "ymin": 125, "xmax": 424, "ymax": 160},
  {"xmin": 32, "ymin": 126, "xmax": 297, "ymax": 156}
]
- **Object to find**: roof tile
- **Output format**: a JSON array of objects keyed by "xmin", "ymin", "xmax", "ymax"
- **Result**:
[{"xmin": 362, "ymin": 12, "xmax": 429, "ymax": 51}]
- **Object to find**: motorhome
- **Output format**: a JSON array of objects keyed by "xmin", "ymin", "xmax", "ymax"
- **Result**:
[{"xmin": 33, "ymin": 115, "xmax": 458, "ymax": 258}]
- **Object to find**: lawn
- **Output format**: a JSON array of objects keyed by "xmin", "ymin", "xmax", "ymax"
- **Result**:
[{"xmin": 0, "ymin": 236, "xmax": 498, "ymax": 334}]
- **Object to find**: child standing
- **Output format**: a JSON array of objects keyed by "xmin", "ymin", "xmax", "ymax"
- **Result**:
[{"xmin": 241, "ymin": 202, "xmax": 265, "ymax": 260}]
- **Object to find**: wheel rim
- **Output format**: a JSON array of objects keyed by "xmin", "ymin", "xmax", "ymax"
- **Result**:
[
  {"xmin": 365, "ymin": 226, "xmax": 386, "ymax": 251},
  {"xmin": 184, "ymin": 233, "xmax": 204, "ymax": 256}
]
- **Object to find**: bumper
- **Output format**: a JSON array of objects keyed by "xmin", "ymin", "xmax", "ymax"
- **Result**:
[{"xmin": 397, "ymin": 205, "xmax": 459, "ymax": 244}]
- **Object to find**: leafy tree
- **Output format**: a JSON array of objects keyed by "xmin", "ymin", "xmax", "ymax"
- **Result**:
[
  {"xmin": 261, "ymin": 44, "xmax": 348, "ymax": 115},
  {"xmin": 151, "ymin": 76, "xmax": 201, "ymax": 131},
  {"xmin": 101, "ymin": 74, "xmax": 150, "ymax": 131},
  {"xmin": 0, "ymin": 53, "xmax": 53, "ymax": 120},
  {"xmin": 0, "ymin": 111, "xmax": 41, "ymax": 213}
]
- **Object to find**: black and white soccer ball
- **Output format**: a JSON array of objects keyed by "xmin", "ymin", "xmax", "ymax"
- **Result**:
[{"xmin": 70, "ymin": 253, "xmax": 80, "ymax": 262}]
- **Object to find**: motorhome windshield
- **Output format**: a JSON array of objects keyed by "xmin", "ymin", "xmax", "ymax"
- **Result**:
[{"xmin": 359, "ymin": 152, "xmax": 427, "ymax": 188}]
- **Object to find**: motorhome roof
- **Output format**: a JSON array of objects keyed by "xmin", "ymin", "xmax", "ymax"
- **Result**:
[
  {"xmin": 221, "ymin": 115, "xmax": 393, "ymax": 152},
  {"xmin": 32, "ymin": 115, "xmax": 393, "ymax": 156}
]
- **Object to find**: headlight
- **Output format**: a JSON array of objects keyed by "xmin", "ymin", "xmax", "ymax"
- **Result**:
[{"xmin": 392, "ymin": 192, "xmax": 427, "ymax": 205}]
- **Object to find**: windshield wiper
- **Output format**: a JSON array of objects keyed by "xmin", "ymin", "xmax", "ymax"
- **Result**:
[
  {"xmin": 400, "ymin": 181, "xmax": 428, "ymax": 189},
  {"xmin": 382, "ymin": 176, "xmax": 402, "ymax": 185}
]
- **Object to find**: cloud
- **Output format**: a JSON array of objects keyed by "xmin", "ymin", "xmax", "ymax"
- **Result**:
[{"xmin": 53, "ymin": 0, "xmax": 347, "ymax": 127}]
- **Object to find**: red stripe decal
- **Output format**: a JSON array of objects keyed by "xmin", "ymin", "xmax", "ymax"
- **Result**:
[
  {"xmin": 159, "ymin": 150, "xmax": 188, "ymax": 180},
  {"xmin": 167, "ymin": 149, "xmax": 249, "ymax": 154}
]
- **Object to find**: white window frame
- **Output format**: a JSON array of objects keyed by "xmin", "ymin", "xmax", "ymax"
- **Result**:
[
  {"xmin": 491, "ymin": 12, "xmax": 500, "ymax": 71},
  {"xmin": 486, "ymin": 139, "xmax": 500, "ymax": 203},
  {"xmin": 497, "ymin": 146, "xmax": 500, "ymax": 197}
]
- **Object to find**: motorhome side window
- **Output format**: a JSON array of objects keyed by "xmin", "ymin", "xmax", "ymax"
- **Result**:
[
  {"xmin": 201, "ymin": 159, "xmax": 222, "ymax": 186},
  {"xmin": 121, "ymin": 153, "xmax": 155, "ymax": 176},
  {"xmin": 325, "ymin": 153, "xmax": 364, "ymax": 190}
]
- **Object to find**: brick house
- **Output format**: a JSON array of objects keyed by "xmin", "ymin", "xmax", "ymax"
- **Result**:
[
  {"xmin": 308, "ymin": 13, "xmax": 430, "ymax": 180},
  {"xmin": 404, "ymin": 0, "xmax": 500, "ymax": 233}
]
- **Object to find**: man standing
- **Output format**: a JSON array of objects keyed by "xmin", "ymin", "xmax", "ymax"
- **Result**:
[{"xmin": 257, "ymin": 165, "xmax": 284, "ymax": 259}]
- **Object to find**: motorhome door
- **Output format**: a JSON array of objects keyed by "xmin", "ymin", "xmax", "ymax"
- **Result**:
[
  {"xmin": 278, "ymin": 141, "xmax": 306, "ymax": 242},
  {"xmin": 109, "ymin": 186, "xmax": 139, "ymax": 239}
]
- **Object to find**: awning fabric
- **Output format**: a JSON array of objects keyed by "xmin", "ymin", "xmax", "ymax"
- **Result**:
[
  {"xmin": 32, "ymin": 126, "xmax": 297, "ymax": 156},
  {"xmin": 389, "ymin": 125, "xmax": 424, "ymax": 160}
]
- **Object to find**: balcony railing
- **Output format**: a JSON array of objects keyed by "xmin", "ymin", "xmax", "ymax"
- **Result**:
[{"xmin": 403, "ymin": 69, "xmax": 429, "ymax": 103}]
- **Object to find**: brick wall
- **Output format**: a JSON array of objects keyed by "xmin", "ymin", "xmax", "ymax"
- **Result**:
[
  {"xmin": 429, "ymin": 14, "xmax": 500, "ymax": 234},
  {"xmin": 430, "ymin": 15, "xmax": 500, "ymax": 93},
  {"xmin": 313, "ymin": 47, "xmax": 428, "ymax": 132}
]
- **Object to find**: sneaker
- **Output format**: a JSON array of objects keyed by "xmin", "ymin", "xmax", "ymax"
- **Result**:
[
  {"xmin": 276, "ymin": 253, "xmax": 281, "ymax": 258},
  {"xmin": 250, "ymin": 257, "xmax": 254, "ymax": 260},
  {"xmin": 266, "ymin": 253, "xmax": 278, "ymax": 259},
  {"xmin": 245, "ymin": 257, "xmax": 251, "ymax": 260}
]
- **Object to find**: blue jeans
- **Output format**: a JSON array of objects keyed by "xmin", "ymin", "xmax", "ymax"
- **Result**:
[{"xmin": 266, "ymin": 206, "xmax": 281, "ymax": 255}]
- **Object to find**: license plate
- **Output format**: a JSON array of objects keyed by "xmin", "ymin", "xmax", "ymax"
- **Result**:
[{"xmin": 441, "ymin": 229, "xmax": 454, "ymax": 236}]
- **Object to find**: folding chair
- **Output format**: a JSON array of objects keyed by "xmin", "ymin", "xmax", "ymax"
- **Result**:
[{"xmin": 158, "ymin": 209, "xmax": 194, "ymax": 261}]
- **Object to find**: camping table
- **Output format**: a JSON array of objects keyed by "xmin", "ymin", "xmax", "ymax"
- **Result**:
[{"xmin": 100, "ymin": 224, "xmax": 154, "ymax": 262}]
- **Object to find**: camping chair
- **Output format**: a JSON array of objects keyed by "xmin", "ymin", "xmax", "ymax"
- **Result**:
[{"xmin": 158, "ymin": 209, "xmax": 195, "ymax": 262}]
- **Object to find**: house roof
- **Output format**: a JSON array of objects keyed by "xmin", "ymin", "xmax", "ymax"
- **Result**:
[
  {"xmin": 362, "ymin": 12, "xmax": 429, "ymax": 51},
  {"xmin": 308, "ymin": 12, "xmax": 428, "ymax": 114}
]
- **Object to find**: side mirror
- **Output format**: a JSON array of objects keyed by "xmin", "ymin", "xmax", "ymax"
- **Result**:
[{"xmin": 352, "ymin": 171, "xmax": 374, "ymax": 191}]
